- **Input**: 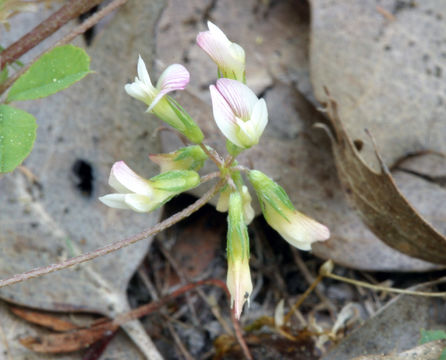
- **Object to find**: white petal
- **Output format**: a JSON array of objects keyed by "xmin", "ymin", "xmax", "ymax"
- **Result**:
[
  {"xmin": 99, "ymin": 194, "xmax": 131, "ymax": 210},
  {"xmin": 265, "ymin": 204, "xmax": 330, "ymax": 251},
  {"xmin": 124, "ymin": 79, "xmax": 151, "ymax": 103},
  {"xmin": 215, "ymin": 79, "xmax": 258, "ymax": 120},
  {"xmin": 236, "ymin": 117, "xmax": 258, "ymax": 147},
  {"xmin": 210, "ymin": 84, "xmax": 241, "ymax": 147},
  {"xmin": 207, "ymin": 21, "xmax": 231, "ymax": 45},
  {"xmin": 137, "ymin": 55, "xmax": 152, "ymax": 87},
  {"xmin": 109, "ymin": 161, "xmax": 153, "ymax": 196},
  {"xmin": 124, "ymin": 194, "xmax": 156, "ymax": 213},
  {"xmin": 250, "ymin": 98, "xmax": 268, "ymax": 136}
]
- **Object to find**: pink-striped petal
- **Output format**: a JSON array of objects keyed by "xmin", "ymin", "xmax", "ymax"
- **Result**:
[
  {"xmin": 215, "ymin": 79, "xmax": 258, "ymax": 120},
  {"xmin": 210, "ymin": 84, "xmax": 240, "ymax": 147},
  {"xmin": 109, "ymin": 161, "xmax": 153, "ymax": 196},
  {"xmin": 196, "ymin": 22, "xmax": 245, "ymax": 80},
  {"xmin": 148, "ymin": 64, "xmax": 190, "ymax": 112}
]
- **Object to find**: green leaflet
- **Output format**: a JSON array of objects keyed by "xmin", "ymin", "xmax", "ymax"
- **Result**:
[
  {"xmin": 0, "ymin": 105, "xmax": 37, "ymax": 173},
  {"xmin": 7, "ymin": 45, "xmax": 91, "ymax": 102}
]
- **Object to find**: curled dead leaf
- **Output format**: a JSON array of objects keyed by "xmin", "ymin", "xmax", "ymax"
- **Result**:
[
  {"xmin": 10, "ymin": 306, "xmax": 79, "ymax": 332},
  {"xmin": 324, "ymin": 96, "xmax": 446, "ymax": 264}
]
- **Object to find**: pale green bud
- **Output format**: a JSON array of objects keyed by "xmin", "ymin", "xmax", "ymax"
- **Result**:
[
  {"xmin": 226, "ymin": 191, "xmax": 252, "ymax": 319},
  {"xmin": 248, "ymin": 170, "xmax": 330, "ymax": 251},
  {"xmin": 149, "ymin": 145, "xmax": 208, "ymax": 173}
]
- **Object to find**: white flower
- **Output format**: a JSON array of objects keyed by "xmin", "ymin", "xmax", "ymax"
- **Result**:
[
  {"xmin": 125, "ymin": 56, "xmax": 203, "ymax": 143},
  {"xmin": 99, "ymin": 161, "xmax": 200, "ymax": 213},
  {"xmin": 125, "ymin": 56, "xmax": 189, "ymax": 112},
  {"xmin": 196, "ymin": 21, "xmax": 245, "ymax": 82},
  {"xmin": 210, "ymin": 78, "xmax": 268, "ymax": 149},
  {"xmin": 248, "ymin": 170, "xmax": 330, "ymax": 250}
]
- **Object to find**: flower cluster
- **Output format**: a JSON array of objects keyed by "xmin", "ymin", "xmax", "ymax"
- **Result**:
[{"xmin": 100, "ymin": 21, "xmax": 330, "ymax": 319}]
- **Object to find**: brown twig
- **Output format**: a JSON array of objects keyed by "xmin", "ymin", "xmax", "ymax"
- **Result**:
[
  {"xmin": 0, "ymin": 179, "xmax": 225, "ymax": 289},
  {"xmin": 0, "ymin": 0, "xmax": 104, "ymax": 70},
  {"xmin": 0, "ymin": 0, "xmax": 129, "ymax": 95}
]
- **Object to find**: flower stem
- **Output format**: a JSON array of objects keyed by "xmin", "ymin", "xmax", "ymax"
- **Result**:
[
  {"xmin": 199, "ymin": 143, "xmax": 224, "ymax": 168},
  {"xmin": 200, "ymin": 171, "xmax": 221, "ymax": 184},
  {"xmin": 0, "ymin": 179, "xmax": 225, "ymax": 289}
]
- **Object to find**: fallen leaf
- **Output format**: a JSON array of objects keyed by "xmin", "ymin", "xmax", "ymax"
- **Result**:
[
  {"xmin": 0, "ymin": 299, "xmax": 144, "ymax": 359},
  {"xmin": 19, "ymin": 322, "xmax": 119, "ymax": 354},
  {"xmin": 0, "ymin": 1, "xmax": 167, "ymax": 358},
  {"xmin": 10, "ymin": 306, "xmax": 79, "ymax": 332},
  {"xmin": 310, "ymin": 0, "xmax": 446, "ymax": 170},
  {"xmin": 309, "ymin": 0, "xmax": 446, "ymax": 263},
  {"xmin": 322, "ymin": 295, "xmax": 446, "ymax": 359},
  {"xmin": 323, "ymin": 97, "xmax": 446, "ymax": 264},
  {"xmin": 351, "ymin": 339, "xmax": 446, "ymax": 360}
]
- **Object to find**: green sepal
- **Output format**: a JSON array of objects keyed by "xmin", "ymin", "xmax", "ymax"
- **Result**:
[
  {"xmin": 248, "ymin": 170, "xmax": 295, "ymax": 221},
  {"xmin": 227, "ymin": 191, "xmax": 250, "ymax": 262},
  {"xmin": 166, "ymin": 97, "xmax": 204, "ymax": 143},
  {"xmin": 226, "ymin": 140, "xmax": 243, "ymax": 156},
  {"xmin": 173, "ymin": 145, "xmax": 208, "ymax": 170},
  {"xmin": 151, "ymin": 170, "xmax": 200, "ymax": 192}
]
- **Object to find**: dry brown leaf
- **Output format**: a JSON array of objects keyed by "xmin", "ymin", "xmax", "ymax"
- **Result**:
[
  {"xmin": 10, "ymin": 306, "xmax": 79, "ymax": 332},
  {"xmin": 19, "ymin": 322, "xmax": 119, "ymax": 354},
  {"xmin": 324, "ymin": 97, "xmax": 446, "ymax": 264},
  {"xmin": 0, "ymin": 299, "xmax": 144, "ymax": 360}
]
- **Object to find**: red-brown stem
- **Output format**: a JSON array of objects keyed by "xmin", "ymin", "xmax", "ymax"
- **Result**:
[
  {"xmin": 0, "ymin": 0, "xmax": 129, "ymax": 95},
  {"xmin": 0, "ymin": 179, "xmax": 225, "ymax": 289},
  {"xmin": 231, "ymin": 309, "xmax": 253, "ymax": 360},
  {"xmin": 0, "ymin": 0, "xmax": 104, "ymax": 70},
  {"xmin": 199, "ymin": 143, "xmax": 224, "ymax": 168},
  {"xmin": 84, "ymin": 279, "xmax": 253, "ymax": 360}
]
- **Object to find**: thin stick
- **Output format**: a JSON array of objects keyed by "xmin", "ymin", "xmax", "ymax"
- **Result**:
[
  {"xmin": 0, "ymin": 0, "xmax": 104, "ymax": 70},
  {"xmin": 0, "ymin": 0, "xmax": 129, "ymax": 95},
  {"xmin": 283, "ymin": 274, "xmax": 324, "ymax": 325},
  {"xmin": 0, "ymin": 180, "xmax": 225, "ymax": 289},
  {"xmin": 324, "ymin": 273, "xmax": 446, "ymax": 297}
]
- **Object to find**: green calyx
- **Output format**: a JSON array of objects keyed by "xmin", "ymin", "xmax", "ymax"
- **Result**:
[{"xmin": 248, "ymin": 170, "xmax": 295, "ymax": 221}]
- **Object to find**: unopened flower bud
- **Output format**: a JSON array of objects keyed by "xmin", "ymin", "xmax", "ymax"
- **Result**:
[
  {"xmin": 248, "ymin": 170, "xmax": 330, "ymax": 250},
  {"xmin": 226, "ymin": 191, "xmax": 252, "ymax": 319},
  {"xmin": 149, "ymin": 145, "xmax": 208, "ymax": 173},
  {"xmin": 197, "ymin": 21, "xmax": 246, "ymax": 82}
]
